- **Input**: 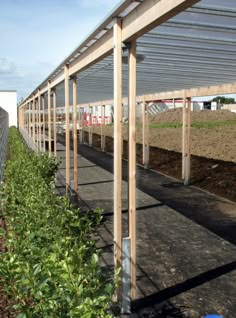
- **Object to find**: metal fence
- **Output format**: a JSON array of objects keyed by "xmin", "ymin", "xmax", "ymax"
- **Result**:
[{"xmin": 0, "ymin": 107, "xmax": 9, "ymax": 181}]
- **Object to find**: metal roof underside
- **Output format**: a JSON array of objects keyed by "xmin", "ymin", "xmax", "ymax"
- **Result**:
[{"xmin": 46, "ymin": 0, "xmax": 236, "ymax": 107}]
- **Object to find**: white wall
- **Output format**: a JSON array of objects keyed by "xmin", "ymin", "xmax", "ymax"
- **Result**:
[
  {"xmin": 147, "ymin": 100, "xmax": 218, "ymax": 115},
  {"xmin": 0, "ymin": 91, "xmax": 17, "ymax": 126},
  {"xmin": 221, "ymin": 104, "xmax": 236, "ymax": 113}
]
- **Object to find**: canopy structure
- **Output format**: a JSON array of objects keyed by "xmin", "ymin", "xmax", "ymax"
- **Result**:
[
  {"xmin": 19, "ymin": 0, "xmax": 236, "ymax": 106},
  {"xmin": 18, "ymin": 0, "xmax": 236, "ymax": 306}
]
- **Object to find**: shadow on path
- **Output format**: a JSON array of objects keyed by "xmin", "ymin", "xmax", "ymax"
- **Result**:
[{"xmin": 57, "ymin": 138, "xmax": 236, "ymax": 246}]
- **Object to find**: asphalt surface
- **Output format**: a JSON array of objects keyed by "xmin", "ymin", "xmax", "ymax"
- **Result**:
[{"xmin": 56, "ymin": 139, "xmax": 236, "ymax": 318}]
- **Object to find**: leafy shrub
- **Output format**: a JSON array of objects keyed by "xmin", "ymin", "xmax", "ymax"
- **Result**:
[{"xmin": 0, "ymin": 127, "xmax": 114, "ymax": 318}]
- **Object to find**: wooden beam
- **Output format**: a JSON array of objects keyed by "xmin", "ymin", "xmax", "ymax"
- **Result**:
[
  {"xmin": 50, "ymin": 72, "xmax": 64, "ymax": 90},
  {"xmin": 19, "ymin": 1, "xmax": 137, "ymax": 101},
  {"xmin": 141, "ymin": 82, "xmax": 236, "ymax": 102},
  {"xmin": 53, "ymin": 88, "xmax": 57, "ymax": 157},
  {"xmin": 69, "ymin": 29, "xmax": 113, "ymax": 77},
  {"xmin": 122, "ymin": 0, "xmax": 200, "ymax": 42},
  {"xmin": 65, "ymin": 64, "xmax": 70, "ymax": 194},
  {"xmin": 67, "ymin": 80, "xmax": 236, "ymax": 111},
  {"xmin": 47, "ymin": 81, "xmax": 52, "ymax": 155},
  {"xmin": 128, "ymin": 40, "xmax": 137, "ymax": 300},
  {"xmin": 182, "ymin": 92, "xmax": 186, "ymax": 180},
  {"xmin": 20, "ymin": 0, "xmax": 200, "ymax": 101},
  {"xmin": 113, "ymin": 18, "xmax": 123, "ymax": 278},
  {"xmin": 72, "ymin": 76, "xmax": 79, "ymax": 206}
]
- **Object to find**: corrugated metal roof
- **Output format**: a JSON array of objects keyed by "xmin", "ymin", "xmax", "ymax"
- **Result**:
[{"xmin": 23, "ymin": 0, "xmax": 236, "ymax": 106}]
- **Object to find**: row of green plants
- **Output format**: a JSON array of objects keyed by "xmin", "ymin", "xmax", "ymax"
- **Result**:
[{"xmin": 0, "ymin": 127, "xmax": 114, "ymax": 318}]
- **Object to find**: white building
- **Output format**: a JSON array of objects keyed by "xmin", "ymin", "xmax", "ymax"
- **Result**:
[
  {"xmin": 146, "ymin": 99, "xmax": 218, "ymax": 116},
  {"xmin": 0, "ymin": 90, "xmax": 17, "ymax": 126}
]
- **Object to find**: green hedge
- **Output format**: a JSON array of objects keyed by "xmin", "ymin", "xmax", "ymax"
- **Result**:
[{"xmin": 0, "ymin": 127, "xmax": 114, "ymax": 318}]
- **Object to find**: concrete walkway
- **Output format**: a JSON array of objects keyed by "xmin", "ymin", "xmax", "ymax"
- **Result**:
[{"xmin": 56, "ymin": 140, "xmax": 236, "ymax": 318}]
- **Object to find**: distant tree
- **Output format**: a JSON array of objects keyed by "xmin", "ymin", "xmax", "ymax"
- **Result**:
[{"xmin": 212, "ymin": 96, "xmax": 235, "ymax": 104}]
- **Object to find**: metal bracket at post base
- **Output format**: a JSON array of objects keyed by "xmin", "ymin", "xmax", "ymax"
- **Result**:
[
  {"xmin": 121, "ymin": 237, "xmax": 131, "ymax": 314},
  {"xmin": 89, "ymin": 133, "xmax": 92, "ymax": 147},
  {"xmin": 101, "ymin": 135, "xmax": 105, "ymax": 152},
  {"xmin": 79, "ymin": 130, "xmax": 84, "ymax": 143},
  {"xmin": 144, "ymin": 145, "xmax": 149, "ymax": 169},
  {"xmin": 184, "ymin": 156, "xmax": 190, "ymax": 186},
  {"xmin": 70, "ymin": 180, "xmax": 76, "ymax": 202}
]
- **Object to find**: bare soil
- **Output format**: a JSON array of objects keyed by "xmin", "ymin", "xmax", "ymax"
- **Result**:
[{"xmin": 85, "ymin": 109, "xmax": 236, "ymax": 202}]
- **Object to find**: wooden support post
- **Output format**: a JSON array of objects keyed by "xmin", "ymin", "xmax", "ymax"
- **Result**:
[
  {"xmin": 25, "ymin": 106, "xmax": 26, "ymax": 129},
  {"xmin": 128, "ymin": 40, "xmax": 137, "ymax": 300},
  {"xmin": 28, "ymin": 103, "xmax": 29, "ymax": 135},
  {"xmin": 47, "ymin": 81, "xmax": 52, "ymax": 155},
  {"xmin": 89, "ymin": 106, "xmax": 93, "ymax": 146},
  {"xmin": 53, "ymin": 88, "xmax": 57, "ymax": 157},
  {"xmin": 142, "ymin": 100, "xmax": 145, "ymax": 165},
  {"xmin": 72, "ymin": 76, "xmax": 78, "ymax": 206},
  {"xmin": 101, "ymin": 105, "xmax": 105, "ymax": 151},
  {"xmin": 21, "ymin": 107, "xmax": 23, "ymax": 130},
  {"xmin": 113, "ymin": 18, "xmax": 123, "ymax": 280},
  {"xmin": 22, "ymin": 107, "xmax": 24, "ymax": 130},
  {"xmin": 20, "ymin": 107, "xmax": 22, "ymax": 130},
  {"xmin": 27, "ymin": 104, "xmax": 29, "ymax": 132},
  {"xmin": 65, "ymin": 64, "xmax": 70, "ymax": 194},
  {"xmin": 142, "ymin": 97, "xmax": 149, "ymax": 169},
  {"xmin": 79, "ymin": 107, "xmax": 84, "ymax": 143},
  {"xmin": 27, "ymin": 103, "xmax": 29, "ymax": 135},
  {"xmin": 42, "ymin": 96, "xmax": 46, "ymax": 152},
  {"xmin": 38, "ymin": 90, "xmax": 42, "ymax": 151},
  {"xmin": 35, "ymin": 98, "xmax": 39, "ymax": 151},
  {"xmin": 32, "ymin": 99, "xmax": 36, "ymax": 144},
  {"xmin": 37, "ymin": 98, "xmax": 40, "ymax": 151},
  {"xmin": 182, "ymin": 93, "xmax": 187, "ymax": 180},
  {"xmin": 121, "ymin": 103, "xmax": 124, "ymax": 157},
  {"xmin": 184, "ymin": 97, "xmax": 191, "ymax": 186}
]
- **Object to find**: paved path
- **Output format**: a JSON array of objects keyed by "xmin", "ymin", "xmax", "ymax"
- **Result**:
[{"xmin": 56, "ymin": 140, "xmax": 236, "ymax": 318}]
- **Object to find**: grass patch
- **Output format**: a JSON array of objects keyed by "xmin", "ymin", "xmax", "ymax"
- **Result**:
[
  {"xmin": 148, "ymin": 120, "xmax": 236, "ymax": 129},
  {"xmin": 191, "ymin": 120, "xmax": 236, "ymax": 129},
  {"xmin": 149, "ymin": 123, "xmax": 182, "ymax": 129}
]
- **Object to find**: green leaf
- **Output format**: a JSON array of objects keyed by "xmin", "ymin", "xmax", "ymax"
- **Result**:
[
  {"xmin": 81, "ymin": 313, "xmax": 92, "ymax": 318},
  {"xmin": 16, "ymin": 313, "xmax": 27, "ymax": 318}
]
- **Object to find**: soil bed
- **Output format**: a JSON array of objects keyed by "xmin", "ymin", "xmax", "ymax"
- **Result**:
[{"xmin": 84, "ymin": 111, "xmax": 236, "ymax": 202}]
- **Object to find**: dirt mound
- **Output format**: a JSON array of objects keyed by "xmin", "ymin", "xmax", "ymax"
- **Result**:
[{"xmin": 150, "ymin": 109, "xmax": 236, "ymax": 124}]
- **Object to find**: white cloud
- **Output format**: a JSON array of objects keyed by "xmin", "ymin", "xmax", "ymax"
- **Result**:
[
  {"xmin": 0, "ymin": 58, "xmax": 16, "ymax": 74},
  {"xmin": 0, "ymin": 0, "xmax": 121, "ymax": 102}
]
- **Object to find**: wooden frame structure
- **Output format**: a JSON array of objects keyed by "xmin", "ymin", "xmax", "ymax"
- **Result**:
[{"xmin": 18, "ymin": 0, "xmax": 236, "ymax": 306}]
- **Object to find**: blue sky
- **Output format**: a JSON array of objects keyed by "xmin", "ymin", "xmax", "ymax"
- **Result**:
[
  {"xmin": 0, "ymin": 0, "xmax": 120, "ymax": 102},
  {"xmin": 1, "ymin": 0, "xmax": 235, "ymax": 103}
]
